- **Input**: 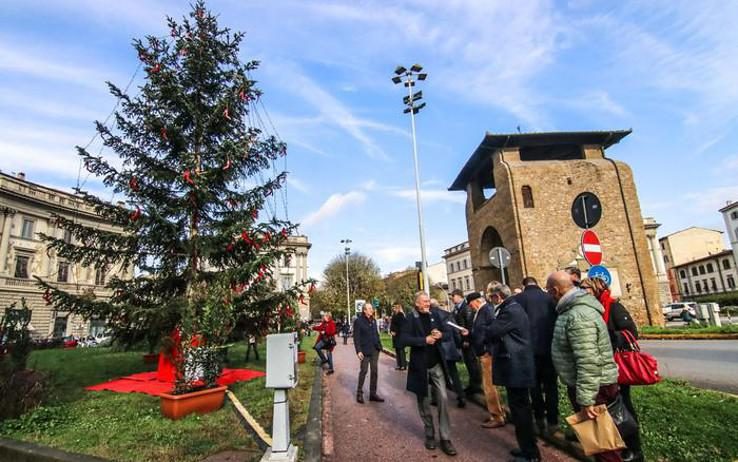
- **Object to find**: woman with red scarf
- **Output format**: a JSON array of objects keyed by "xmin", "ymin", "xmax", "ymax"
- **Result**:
[
  {"xmin": 313, "ymin": 312, "xmax": 336, "ymax": 374},
  {"xmin": 580, "ymin": 277, "xmax": 643, "ymax": 462}
]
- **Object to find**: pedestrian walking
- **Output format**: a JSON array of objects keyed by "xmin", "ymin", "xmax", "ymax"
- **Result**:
[
  {"xmin": 485, "ymin": 282, "xmax": 540, "ymax": 462},
  {"xmin": 463, "ymin": 291, "xmax": 506, "ymax": 428},
  {"xmin": 546, "ymin": 271, "xmax": 623, "ymax": 462},
  {"xmin": 432, "ymin": 299, "xmax": 466, "ymax": 408},
  {"xmin": 582, "ymin": 277, "xmax": 644, "ymax": 462},
  {"xmin": 515, "ymin": 276, "xmax": 559, "ymax": 436},
  {"xmin": 245, "ymin": 333, "xmax": 259, "ymax": 361},
  {"xmin": 451, "ymin": 288, "xmax": 483, "ymax": 396},
  {"xmin": 389, "ymin": 303, "xmax": 408, "ymax": 370},
  {"xmin": 341, "ymin": 318, "xmax": 350, "ymax": 344},
  {"xmin": 313, "ymin": 312, "xmax": 337, "ymax": 375},
  {"xmin": 353, "ymin": 302, "xmax": 384, "ymax": 403},
  {"xmin": 398, "ymin": 291, "xmax": 458, "ymax": 456}
]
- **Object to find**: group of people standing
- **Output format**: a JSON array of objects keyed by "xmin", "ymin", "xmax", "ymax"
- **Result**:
[{"xmin": 313, "ymin": 266, "xmax": 643, "ymax": 462}]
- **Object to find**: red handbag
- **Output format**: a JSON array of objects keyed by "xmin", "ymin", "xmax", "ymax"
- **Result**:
[{"xmin": 613, "ymin": 330, "xmax": 661, "ymax": 386}]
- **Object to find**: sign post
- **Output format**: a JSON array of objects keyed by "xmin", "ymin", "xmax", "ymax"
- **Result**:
[
  {"xmin": 488, "ymin": 246, "xmax": 511, "ymax": 286},
  {"xmin": 581, "ymin": 230, "xmax": 603, "ymax": 266}
]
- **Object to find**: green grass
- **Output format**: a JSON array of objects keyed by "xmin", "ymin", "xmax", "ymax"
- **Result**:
[
  {"xmin": 641, "ymin": 324, "xmax": 738, "ymax": 335},
  {"xmin": 0, "ymin": 342, "xmax": 317, "ymax": 462},
  {"xmin": 381, "ymin": 333, "xmax": 738, "ymax": 461}
]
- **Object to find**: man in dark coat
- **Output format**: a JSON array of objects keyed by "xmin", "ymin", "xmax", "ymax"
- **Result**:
[
  {"xmin": 515, "ymin": 276, "xmax": 559, "ymax": 435},
  {"xmin": 432, "ymin": 299, "xmax": 465, "ymax": 408},
  {"xmin": 398, "ymin": 291, "xmax": 457, "ymax": 456},
  {"xmin": 353, "ymin": 302, "xmax": 384, "ymax": 404},
  {"xmin": 486, "ymin": 282, "xmax": 540, "ymax": 462},
  {"xmin": 389, "ymin": 302, "xmax": 407, "ymax": 370},
  {"xmin": 451, "ymin": 289, "xmax": 482, "ymax": 395},
  {"xmin": 464, "ymin": 291, "xmax": 506, "ymax": 428}
]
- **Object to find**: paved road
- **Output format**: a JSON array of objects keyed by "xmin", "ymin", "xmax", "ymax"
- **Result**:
[
  {"xmin": 323, "ymin": 340, "xmax": 575, "ymax": 462},
  {"xmin": 641, "ymin": 340, "xmax": 738, "ymax": 394}
]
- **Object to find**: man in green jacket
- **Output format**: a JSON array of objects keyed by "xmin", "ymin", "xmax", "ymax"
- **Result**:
[{"xmin": 546, "ymin": 271, "xmax": 622, "ymax": 462}]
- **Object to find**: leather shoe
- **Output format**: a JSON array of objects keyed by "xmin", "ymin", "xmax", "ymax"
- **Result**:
[
  {"xmin": 457, "ymin": 399, "xmax": 466, "ymax": 408},
  {"xmin": 622, "ymin": 450, "xmax": 644, "ymax": 462},
  {"xmin": 440, "ymin": 440, "xmax": 457, "ymax": 456},
  {"xmin": 424, "ymin": 437, "xmax": 436, "ymax": 450},
  {"xmin": 510, "ymin": 448, "xmax": 523, "ymax": 457},
  {"xmin": 369, "ymin": 395, "xmax": 385, "ymax": 402},
  {"xmin": 356, "ymin": 393, "xmax": 364, "ymax": 404},
  {"xmin": 481, "ymin": 419, "xmax": 505, "ymax": 429}
]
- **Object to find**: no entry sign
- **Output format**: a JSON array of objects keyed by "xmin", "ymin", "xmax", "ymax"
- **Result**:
[{"xmin": 581, "ymin": 230, "xmax": 603, "ymax": 265}]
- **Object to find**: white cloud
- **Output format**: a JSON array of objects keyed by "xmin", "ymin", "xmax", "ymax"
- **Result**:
[
  {"xmin": 300, "ymin": 190, "xmax": 366, "ymax": 227},
  {"xmin": 374, "ymin": 246, "xmax": 420, "ymax": 264},
  {"xmin": 391, "ymin": 189, "xmax": 466, "ymax": 205},
  {"xmin": 286, "ymin": 177, "xmax": 310, "ymax": 193},
  {"xmin": 0, "ymin": 41, "xmax": 119, "ymax": 92},
  {"xmin": 684, "ymin": 185, "xmax": 738, "ymax": 214},
  {"xmin": 269, "ymin": 62, "xmax": 391, "ymax": 160}
]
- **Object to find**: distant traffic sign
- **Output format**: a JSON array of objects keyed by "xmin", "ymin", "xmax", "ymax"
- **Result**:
[
  {"xmin": 571, "ymin": 192, "xmax": 602, "ymax": 229},
  {"xmin": 489, "ymin": 247, "xmax": 511, "ymax": 269},
  {"xmin": 587, "ymin": 265, "xmax": 612, "ymax": 286},
  {"xmin": 581, "ymin": 230, "xmax": 603, "ymax": 265},
  {"xmin": 489, "ymin": 246, "xmax": 511, "ymax": 286}
]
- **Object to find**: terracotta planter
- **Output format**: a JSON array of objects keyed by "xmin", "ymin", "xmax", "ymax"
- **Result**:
[
  {"xmin": 143, "ymin": 353, "xmax": 159, "ymax": 364},
  {"xmin": 297, "ymin": 350, "xmax": 306, "ymax": 364},
  {"xmin": 159, "ymin": 385, "xmax": 227, "ymax": 420}
]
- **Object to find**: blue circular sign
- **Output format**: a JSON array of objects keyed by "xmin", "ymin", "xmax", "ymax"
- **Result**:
[{"xmin": 587, "ymin": 265, "xmax": 611, "ymax": 286}]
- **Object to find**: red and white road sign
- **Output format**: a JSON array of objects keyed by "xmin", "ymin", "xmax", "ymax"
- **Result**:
[{"xmin": 581, "ymin": 230, "xmax": 603, "ymax": 265}]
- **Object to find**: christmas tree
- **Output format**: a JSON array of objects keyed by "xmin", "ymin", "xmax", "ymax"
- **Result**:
[{"xmin": 37, "ymin": 1, "xmax": 310, "ymax": 393}]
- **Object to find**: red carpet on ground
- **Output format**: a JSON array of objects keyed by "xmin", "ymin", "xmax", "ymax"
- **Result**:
[{"xmin": 85, "ymin": 368, "xmax": 265, "ymax": 396}]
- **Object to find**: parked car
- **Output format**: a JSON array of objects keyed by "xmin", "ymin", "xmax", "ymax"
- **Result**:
[{"xmin": 663, "ymin": 302, "xmax": 698, "ymax": 321}]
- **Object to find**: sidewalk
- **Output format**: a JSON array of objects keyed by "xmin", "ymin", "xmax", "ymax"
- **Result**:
[{"xmin": 323, "ymin": 339, "xmax": 577, "ymax": 462}]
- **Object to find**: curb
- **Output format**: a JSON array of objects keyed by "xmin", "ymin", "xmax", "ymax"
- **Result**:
[
  {"xmin": 303, "ymin": 363, "xmax": 323, "ymax": 462},
  {"xmin": 0, "ymin": 437, "xmax": 110, "ymax": 462},
  {"xmin": 380, "ymin": 348, "xmax": 591, "ymax": 461},
  {"xmin": 640, "ymin": 334, "xmax": 738, "ymax": 340}
]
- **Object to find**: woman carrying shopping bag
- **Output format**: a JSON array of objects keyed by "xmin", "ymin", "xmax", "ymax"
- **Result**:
[{"xmin": 581, "ymin": 277, "xmax": 644, "ymax": 462}]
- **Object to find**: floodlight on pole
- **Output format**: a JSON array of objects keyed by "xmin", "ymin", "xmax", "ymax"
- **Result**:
[
  {"xmin": 340, "ymin": 239, "xmax": 352, "ymax": 318},
  {"xmin": 391, "ymin": 64, "xmax": 430, "ymax": 294}
]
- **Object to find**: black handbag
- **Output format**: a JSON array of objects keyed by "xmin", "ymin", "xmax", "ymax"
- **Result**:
[
  {"xmin": 607, "ymin": 394, "xmax": 638, "ymax": 439},
  {"xmin": 326, "ymin": 336, "xmax": 337, "ymax": 348}
]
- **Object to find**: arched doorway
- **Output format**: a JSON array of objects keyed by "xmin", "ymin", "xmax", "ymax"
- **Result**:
[{"xmin": 477, "ymin": 226, "xmax": 509, "ymax": 289}]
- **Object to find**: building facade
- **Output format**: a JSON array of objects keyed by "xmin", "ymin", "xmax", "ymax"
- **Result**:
[
  {"xmin": 449, "ymin": 131, "xmax": 662, "ymax": 326},
  {"xmin": 0, "ymin": 172, "xmax": 131, "ymax": 338},
  {"xmin": 643, "ymin": 217, "xmax": 671, "ymax": 305},
  {"xmin": 273, "ymin": 235, "xmax": 312, "ymax": 320},
  {"xmin": 658, "ymin": 227, "xmax": 724, "ymax": 301},
  {"xmin": 426, "ymin": 261, "xmax": 448, "ymax": 289},
  {"xmin": 720, "ymin": 201, "xmax": 738, "ymax": 271},
  {"xmin": 442, "ymin": 241, "xmax": 476, "ymax": 295},
  {"xmin": 673, "ymin": 250, "xmax": 737, "ymax": 298}
]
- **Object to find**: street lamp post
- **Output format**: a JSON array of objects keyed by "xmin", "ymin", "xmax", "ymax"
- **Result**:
[
  {"xmin": 392, "ymin": 64, "xmax": 430, "ymax": 294},
  {"xmin": 340, "ymin": 239, "xmax": 352, "ymax": 319}
]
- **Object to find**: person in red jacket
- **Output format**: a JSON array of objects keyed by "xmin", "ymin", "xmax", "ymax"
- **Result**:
[{"xmin": 313, "ymin": 312, "xmax": 337, "ymax": 374}]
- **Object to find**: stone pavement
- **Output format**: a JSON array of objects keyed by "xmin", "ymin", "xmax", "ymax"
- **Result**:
[{"xmin": 322, "ymin": 339, "xmax": 577, "ymax": 462}]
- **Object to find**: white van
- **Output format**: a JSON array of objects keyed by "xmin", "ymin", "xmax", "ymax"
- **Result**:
[{"xmin": 662, "ymin": 302, "xmax": 698, "ymax": 321}]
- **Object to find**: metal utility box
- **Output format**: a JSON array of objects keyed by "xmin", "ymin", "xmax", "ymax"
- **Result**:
[{"xmin": 266, "ymin": 333, "xmax": 298, "ymax": 389}]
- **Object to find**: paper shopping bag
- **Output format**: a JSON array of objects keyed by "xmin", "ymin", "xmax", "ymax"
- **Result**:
[{"xmin": 565, "ymin": 404, "xmax": 626, "ymax": 456}]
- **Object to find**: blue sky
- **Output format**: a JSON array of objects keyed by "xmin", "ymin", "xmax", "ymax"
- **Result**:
[{"xmin": 2, "ymin": 1, "xmax": 738, "ymax": 280}]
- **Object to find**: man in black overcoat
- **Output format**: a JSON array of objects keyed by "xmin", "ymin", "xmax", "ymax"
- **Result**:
[
  {"xmin": 389, "ymin": 302, "xmax": 407, "ymax": 370},
  {"xmin": 353, "ymin": 302, "xmax": 384, "ymax": 404},
  {"xmin": 486, "ymin": 282, "xmax": 540, "ymax": 462},
  {"xmin": 398, "ymin": 291, "xmax": 457, "ymax": 456},
  {"xmin": 515, "ymin": 276, "xmax": 559, "ymax": 434},
  {"xmin": 451, "ymin": 288, "xmax": 482, "ymax": 395}
]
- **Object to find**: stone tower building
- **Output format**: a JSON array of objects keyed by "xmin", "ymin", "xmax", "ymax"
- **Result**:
[{"xmin": 449, "ymin": 131, "xmax": 662, "ymax": 326}]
